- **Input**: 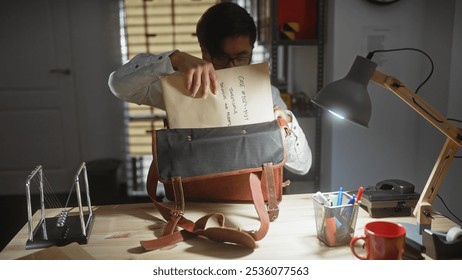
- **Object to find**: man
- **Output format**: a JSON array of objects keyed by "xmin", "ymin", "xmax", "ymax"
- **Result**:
[{"xmin": 108, "ymin": 2, "xmax": 312, "ymax": 175}]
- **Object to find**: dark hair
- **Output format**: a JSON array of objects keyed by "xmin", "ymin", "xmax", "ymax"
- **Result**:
[{"xmin": 196, "ymin": 2, "xmax": 257, "ymax": 56}]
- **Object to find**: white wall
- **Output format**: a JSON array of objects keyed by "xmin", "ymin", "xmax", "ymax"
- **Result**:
[{"xmin": 322, "ymin": 0, "xmax": 461, "ymax": 223}]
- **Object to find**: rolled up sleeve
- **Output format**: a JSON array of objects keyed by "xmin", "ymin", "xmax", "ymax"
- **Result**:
[
  {"xmin": 283, "ymin": 111, "xmax": 312, "ymax": 175},
  {"xmin": 108, "ymin": 50, "xmax": 177, "ymax": 109}
]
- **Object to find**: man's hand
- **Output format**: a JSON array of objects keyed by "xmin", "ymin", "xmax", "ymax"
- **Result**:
[
  {"xmin": 170, "ymin": 51, "xmax": 218, "ymax": 98},
  {"xmin": 273, "ymin": 105, "xmax": 292, "ymax": 123}
]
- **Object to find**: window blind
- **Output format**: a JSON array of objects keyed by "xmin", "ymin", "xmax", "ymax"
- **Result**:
[
  {"xmin": 120, "ymin": 0, "xmax": 218, "ymax": 193},
  {"xmin": 123, "ymin": 0, "xmax": 218, "ymax": 157}
]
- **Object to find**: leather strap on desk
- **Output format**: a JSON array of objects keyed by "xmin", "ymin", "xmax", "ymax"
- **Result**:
[{"xmin": 141, "ymin": 162, "xmax": 278, "ymax": 250}]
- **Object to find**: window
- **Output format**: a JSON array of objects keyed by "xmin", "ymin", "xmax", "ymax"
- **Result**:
[{"xmin": 120, "ymin": 0, "xmax": 218, "ymax": 195}]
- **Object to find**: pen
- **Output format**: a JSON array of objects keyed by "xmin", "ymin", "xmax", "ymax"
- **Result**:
[
  {"xmin": 356, "ymin": 186, "xmax": 364, "ymax": 203},
  {"xmin": 334, "ymin": 187, "xmax": 344, "ymax": 232},
  {"xmin": 337, "ymin": 187, "xmax": 343, "ymax": 206},
  {"xmin": 347, "ymin": 194, "xmax": 356, "ymax": 205},
  {"xmin": 341, "ymin": 194, "xmax": 356, "ymax": 218},
  {"xmin": 336, "ymin": 193, "xmax": 357, "ymax": 236}
]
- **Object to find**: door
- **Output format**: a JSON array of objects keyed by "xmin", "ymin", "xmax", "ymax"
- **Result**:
[{"xmin": 0, "ymin": 0, "xmax": 81, "ymax": 195}]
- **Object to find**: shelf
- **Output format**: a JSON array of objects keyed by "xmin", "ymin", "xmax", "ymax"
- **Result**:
[{"xmin": 265, "ymin": 0, "xmax": 324, "ymax": 192}]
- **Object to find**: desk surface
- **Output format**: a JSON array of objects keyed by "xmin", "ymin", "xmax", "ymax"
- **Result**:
[{"xmin": 0, "ymin": 194, "xmax": 457, "ymax": 260}]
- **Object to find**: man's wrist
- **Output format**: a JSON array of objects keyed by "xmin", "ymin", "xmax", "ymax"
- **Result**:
[{"xmin": 169, "ymin": 50, "xmax": 180, "ymax": 71}]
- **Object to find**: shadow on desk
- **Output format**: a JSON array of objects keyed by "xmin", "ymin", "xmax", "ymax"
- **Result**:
[{"xmin": 0, "ymin": 192, "xmax": 151, "ymax": 252}]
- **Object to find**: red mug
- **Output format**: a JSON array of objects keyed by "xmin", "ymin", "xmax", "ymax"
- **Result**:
[{"xmin": 350, "ymin": 221, "xmax": 406, "ymax": 260}]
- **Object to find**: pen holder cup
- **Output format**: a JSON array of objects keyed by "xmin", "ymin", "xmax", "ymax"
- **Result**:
[{"xmin": 313, "ymin": 192, "xmax": 359, "ymax": 247}]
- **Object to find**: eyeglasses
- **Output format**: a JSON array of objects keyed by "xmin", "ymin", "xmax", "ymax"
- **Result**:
[{"xmin": 211, "ymin": 53, "xmax": 252, "ymax": 68}]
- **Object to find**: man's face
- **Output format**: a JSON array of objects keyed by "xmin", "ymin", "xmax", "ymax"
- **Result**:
[{"xmin": 203, "ymin": 36, "xmax": 253, "ymax": 70}]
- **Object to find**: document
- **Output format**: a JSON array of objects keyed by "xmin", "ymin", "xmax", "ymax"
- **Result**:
[{"xmin": 160, "ymin": 62, "xmax": 274, "ymax": 128}]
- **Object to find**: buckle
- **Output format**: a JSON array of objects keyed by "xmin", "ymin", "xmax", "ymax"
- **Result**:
[
  {"xmin": 170, "ymin": 210, "xmax": 184, "ymax": 218},
  {"xmin": 266, "ymin": 205, "xmax": 279, "ymax": 221}
]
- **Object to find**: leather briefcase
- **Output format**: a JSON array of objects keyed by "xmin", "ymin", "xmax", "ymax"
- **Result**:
[{"xmin": 140, "ymin": 118, "xmax": 289, "ymax": 250}]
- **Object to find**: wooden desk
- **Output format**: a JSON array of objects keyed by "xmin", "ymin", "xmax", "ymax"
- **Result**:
[{"xmin": 0, "ymin": 194, "xmax": 457, "ymax": 260}]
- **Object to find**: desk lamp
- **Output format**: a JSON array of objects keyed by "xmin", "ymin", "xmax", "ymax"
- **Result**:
[{"xmin": 311, "ymin": 49, "xmax": 462, "ymax": 250}]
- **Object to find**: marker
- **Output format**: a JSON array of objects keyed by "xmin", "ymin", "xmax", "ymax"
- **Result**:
[
  {"xmin": 314, "ymin": 191, "xmax": 330, "ymax": 206},
  {"xmin": 325, "ymin": 212, "xmax": 336, "ymax": 246},
  {"xmin": 337, "ymin": 187, "xmax": 343, "ymax": 206},
  {"xmin": 326, "ymin": 195, "xmax": 333, "ymax": 206},
  {"xmin": 356, "ymin": 186, "xmax": 364, "ymax": 203},
  {"xmin": 347, "ymin": 194, "xmax": 356, "ymax": 205}
]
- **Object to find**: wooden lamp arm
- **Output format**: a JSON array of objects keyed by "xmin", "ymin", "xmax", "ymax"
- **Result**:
[{"xmin": 371, "ymin": 70, "xmax": 462, "ymax": 231}]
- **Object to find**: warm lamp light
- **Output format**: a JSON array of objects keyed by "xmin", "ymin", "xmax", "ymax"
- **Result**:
[{"xmin": 312, "ymin": 54, "xmax": 462, "ymax": 250}]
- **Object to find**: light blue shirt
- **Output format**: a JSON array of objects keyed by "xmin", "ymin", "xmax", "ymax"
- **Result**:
[{"xmin": 108, "ymin": 51, "xmax": 312, "ymax": 175}]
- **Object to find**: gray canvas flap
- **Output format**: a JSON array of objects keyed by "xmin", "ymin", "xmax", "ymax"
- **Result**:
[{"xmin": 156, "ymin": 120, "xmax": 285, "ymax": 180}]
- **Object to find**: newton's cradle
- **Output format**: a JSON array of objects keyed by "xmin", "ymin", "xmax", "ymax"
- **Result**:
[{"xmin": 24, "ymin": 162, "xmax": 94, "ymax": 250}]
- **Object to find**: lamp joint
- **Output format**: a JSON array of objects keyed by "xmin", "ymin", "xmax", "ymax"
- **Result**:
[
  {"xmin": 391, "ymin": 82, "xmax": 402, "ymax": 88},
  {"xmin": 423, "ymin": 209, "xmax": 435, "ymax": 220}
]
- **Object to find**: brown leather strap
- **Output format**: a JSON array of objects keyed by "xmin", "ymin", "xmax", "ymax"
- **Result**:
[
  {"xmin": 142, "ymin": 162, "xmax": 196, "ymax": 249},
  {"xmin": 141, "ymin": 214, "xmax": 257, "ymax": 250},
  {"xmin": 171, "ymin": 176, "xmax": 185, "ymax": 215},
  {"xmin": 200, "ymin": 227, "xmax": 257, "ymax": 249},
  {"xmin": 140, "ymin": 230, "xmax": 195, "ymax": 251},
  {"xmin": 245, "ymin": 172, "xmax": 270, "ymax": 241},
  {"xmin": 263, "ymin": 162, "xmax": 279, "ymax": 221}
]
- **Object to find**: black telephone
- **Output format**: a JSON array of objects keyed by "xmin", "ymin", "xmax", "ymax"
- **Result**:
[{"xmin": 361, "ymin": 179, "xmax": 420, "ymax": 218}]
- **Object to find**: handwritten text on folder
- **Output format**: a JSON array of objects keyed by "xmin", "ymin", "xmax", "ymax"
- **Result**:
[{"xmin": 160, "ymin": 62, "xmax": 274, "ymax": 129}]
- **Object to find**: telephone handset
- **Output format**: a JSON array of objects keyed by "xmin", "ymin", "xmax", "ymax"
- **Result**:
[{"xmin": 376, "ymin": 179, "xmax": 415, "ymax": 194}]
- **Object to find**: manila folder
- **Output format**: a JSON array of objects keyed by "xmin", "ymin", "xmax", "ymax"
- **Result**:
[{"xmin": 160, "ymin": 62, "xmax": 274, "ymax": 129}]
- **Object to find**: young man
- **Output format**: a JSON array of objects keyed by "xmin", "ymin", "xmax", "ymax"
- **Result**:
[{"xmin": 108, "ymin": 2, "xmax": 312, "ymax": 175}]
